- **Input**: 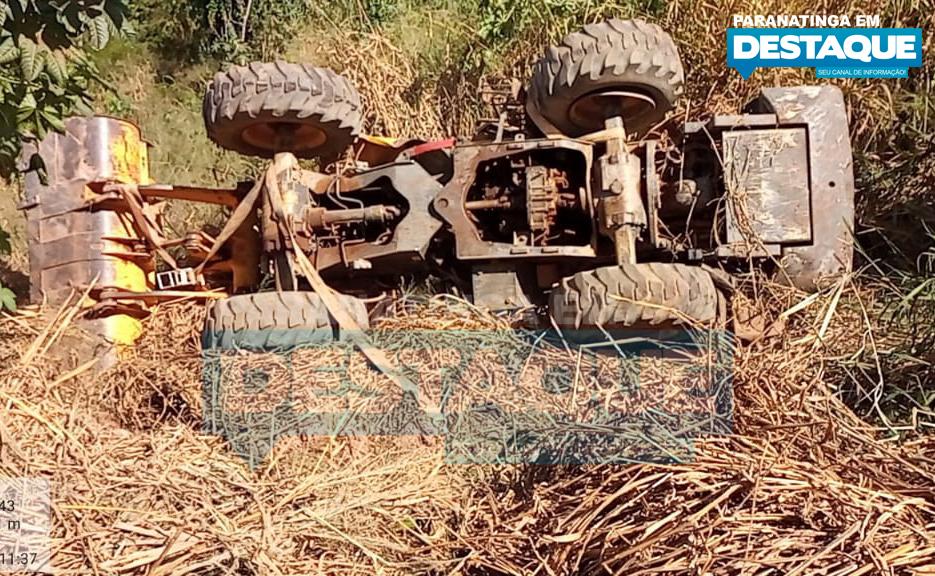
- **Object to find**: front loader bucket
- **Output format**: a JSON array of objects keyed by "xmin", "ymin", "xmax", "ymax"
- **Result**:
[{"xmin": 21, "ymin": 116, "xmax": 157, "ymax": 348}]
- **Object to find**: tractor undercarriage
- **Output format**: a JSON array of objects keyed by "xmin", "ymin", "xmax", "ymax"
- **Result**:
[{"xmin": 21, "ymin": 19, "xmax": 855, "ymax": 353}]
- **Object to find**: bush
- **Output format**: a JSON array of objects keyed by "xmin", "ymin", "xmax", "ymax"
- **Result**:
[
  {"xmin": 131, "ymin": 0, "xmax": 313, "ymax": 64},
  {"xmin": 0, "ymin": 0, "xmax": 129, "ymax": 178}
]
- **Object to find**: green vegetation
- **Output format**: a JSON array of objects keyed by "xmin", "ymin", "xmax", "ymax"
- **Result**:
[
  {"xmin": 0, "ymin": 0, "xmax": 129, "ymax": 177},
  {"xmin": 130, "ymin": 0, "xmax": 313, "ymax": 65},
  {"xmin": 82, "ymin": 0, "xmax": 663, "ymax": 190},
  {"xmin": 841, "ymin": 232, "xmax": 935, "ymax": 432},
  {"xmin": 0, "ymin": 226, "xmax": 13, "ymax": 310},
  {"xmin": 0, "ymin": 0, "xmax": 130, "ymax": 310}
]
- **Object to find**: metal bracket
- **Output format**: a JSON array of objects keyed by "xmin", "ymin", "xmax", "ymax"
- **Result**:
[{"xmin": 156, "ymin": 267, "xmax": 198, "ymax": 290}]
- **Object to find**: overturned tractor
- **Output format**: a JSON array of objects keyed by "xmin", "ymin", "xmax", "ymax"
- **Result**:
[{"xmin": 23, "ymin": 19, "xmax": 854, "ymax": 353}]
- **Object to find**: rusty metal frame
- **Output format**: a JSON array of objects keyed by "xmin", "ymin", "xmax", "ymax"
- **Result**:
[
  {"xmin": 138, "ymin": 183, "xmax": 247, "ymax": 207},
  {"xmin": 645, "ymin": 139, "xmax": 664, "ymax": 249},
  {"xmin": 307, "ymin": 161, "xmax": 445, "ymax": 272},
  {"xmin": 753, "ymin": 86, "xmax": 855, "ymax": 289},
  {"xmin": 432, "ymin": 137, "xmax": 598, "ymax": 260},
  {"xmin": 21, "ymin": 117, "xmax": 156, "ymax": 305},
  {"xmin": 680, "ymin": 86, "xmax": 855, "ymax": 286}
]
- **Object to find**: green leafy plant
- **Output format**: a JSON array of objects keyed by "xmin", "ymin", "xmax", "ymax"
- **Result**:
[
  {"xmin": 0, "ymin": 0, "xmax": 129, "ymax": 177},
  {"xmin": 0, "ymin": 283, "xmax": 14, "ymax": 312},
  {"xmin": 132, "ymin": 0, "xmax": 311, "ymax": 64},
  {"xmin": 0, "ymin": 227, "xmax": 13, "ymax": 311},
  {"xmin": 0, "ymin": 281, "xmax": 12, "ymax": 313},
  {"xmin": 360, "ymin": 0, "xmax": 398, "ymax": 26}
]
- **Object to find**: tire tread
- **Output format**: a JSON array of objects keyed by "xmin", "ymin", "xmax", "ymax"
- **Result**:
[
  {"xmin": 529, "ymin": 18, "xmax": 684, "ymax": 136},
  {"xmin": 550, "ymin": 263, "xmax": 720, "ymax": 329},
  {"xmin": 202, "ymin": 292, "xmax": 369, "ymax": 351},
  {"xmin": 203, "ymin": 61, "xmax": 361, "ymax": 159}
]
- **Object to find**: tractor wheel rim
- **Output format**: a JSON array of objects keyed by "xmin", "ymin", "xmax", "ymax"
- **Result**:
[
  {"xmin": 242, "ymin": 122, "xmax": 328, "ymax": 154},
  {"xmin": 568, "ymin": 90, "xmax": 657, "ymax": 133}
]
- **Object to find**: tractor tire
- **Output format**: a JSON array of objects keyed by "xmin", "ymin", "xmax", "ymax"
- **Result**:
[
  {"xmin": 203, "ymin": 62, "xmax": 362, "ymax": 160},
  {"xmin": 528, "ymin": 19, "xmax": 684, "ymax": 137},
  {"xmin": 202, "ymin": 291, "xmax": 369, "ymax": 351},
  {"xmin": 550, "ymin": 263, "xmax": 720, "ymax": 328}
]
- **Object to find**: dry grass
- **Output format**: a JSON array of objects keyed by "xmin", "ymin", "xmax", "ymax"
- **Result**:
[
  {"xmin": 0, "ymin": 3, "xmax": 932, "ymax": 574},
  {"xmin": 287, "ymin": 29, "xmax": 483, "ymax": 140},
  {"xmin": 1, "ymin": 274, "xmax": 933, "ymax": 574}
]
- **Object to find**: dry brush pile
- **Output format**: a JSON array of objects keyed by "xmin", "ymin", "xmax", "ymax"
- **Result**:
[{"xmin": 0, "ymin": 275, "xmax": 933, "ymax": 574}]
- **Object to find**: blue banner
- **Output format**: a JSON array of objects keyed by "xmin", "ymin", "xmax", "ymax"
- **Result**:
[{"xmin": 727, "ymin": 28, "xmax": 923, "ymax": 79}]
